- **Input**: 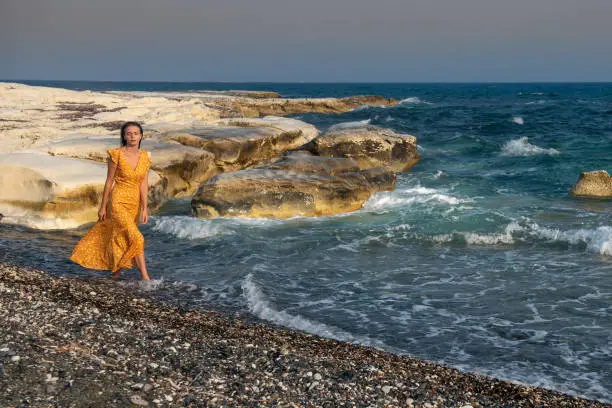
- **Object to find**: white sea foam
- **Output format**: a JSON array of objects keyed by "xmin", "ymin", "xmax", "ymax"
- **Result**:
[
  {"xmin": 327, "ymin": 119, "xmax": 371, "ymax": 131},
  {"xmin": 350, "ymin": 104, "xmax": 372, "ymax": 111},
  {"xmin": 242, "ymin": 274, "xmax": 388, "ymax": 349},
  {"xmin": 432, "ymin": 221, "xmax": 521, "ymax": 245},
  {"xmin": 525, "ymin": 100, "xmax": 548, "ymax": 105},
  {"xmin": 432, "ymin": 220, "xmax": 612, "ymax": 256},
  {"xmin": 150, "ymin": 215, "xmax": 282, "ymax": 240},
  {"xmin": 432, "ymin": 170, "xmax": 445, "ymax": 179},
  {"xmin": 500, "ymin": 137, "xmax": 560, "ymax": 157},
  {"xmin": 512, "ymin": 116, "xmax": 525, "ymax": 125},
  {"xmin": 151, "ymin": 216, "xmax": 228, "ymax": 240},
  {"xmin": 527, "ymin": 224, "xmax": 612, "ymax": 256},
  {"xmin": 364, "ymin": 186, "xmax": 466, "ymax": 212},
  {"xmin": 399, "ymin": 97, "xmax": 432, "ymax": 105}
]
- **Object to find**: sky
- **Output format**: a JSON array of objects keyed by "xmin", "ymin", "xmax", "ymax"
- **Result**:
[{"xmin": 1, "ymin": 0, "xmax": 611, "ymax": 82}]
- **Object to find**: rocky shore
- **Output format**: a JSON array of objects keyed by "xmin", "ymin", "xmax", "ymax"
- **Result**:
[
  {"xmin": 0, "ymin": 262, "xmax": 607, "ymax": 407},
  {"xmin": 0, "ymin": 82, "xmax": 417, "ymax": 228}
]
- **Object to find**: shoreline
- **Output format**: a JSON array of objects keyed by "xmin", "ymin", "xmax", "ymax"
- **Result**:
[{"xmin": 0, "ymin": 262, "xmax": 607, "ymax": 407}]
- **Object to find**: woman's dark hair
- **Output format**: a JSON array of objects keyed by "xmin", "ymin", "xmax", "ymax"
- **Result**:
[{"xmin": 120, "ymin": 121, "xmax": 143, "ymax": 148}]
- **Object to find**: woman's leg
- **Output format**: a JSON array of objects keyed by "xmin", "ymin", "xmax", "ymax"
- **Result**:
[{"xmin": 134, "ymin": 253, "xmax": 150, "ymax": 281}]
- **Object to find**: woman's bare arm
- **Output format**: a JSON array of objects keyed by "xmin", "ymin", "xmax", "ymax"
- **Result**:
[
  {"xmin": 139, "ymin": 168, "xmax": 149, "ymax": 224},
  {"xmin": 98, "ymin": 159, "xmax": 117, "ymax": 221}
]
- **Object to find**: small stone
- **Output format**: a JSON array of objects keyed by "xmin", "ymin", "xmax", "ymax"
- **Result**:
[
  {"xmin": 306, "ymin": 371, "xmax": 313, "ymax": 377},
  {"xmin": 168, "ymin": 346, "xmax": 177, "ymax": 353},
  {"xmin": 89, "ymin": 291, "xmax": 97, "ymax": 296},
  {"xmin": 460, "ymin": 405, "xmax": 474, "ymax": 408},
  {"xmin": 251, "ymin": 385, "xmax": 259, "ymax": 393},
  {"xmin": 46, "ymin": 374, "xmax": 58, "ymax": 382},
  {"xmin": 308, "ymin": 381, "xmax": 319, "ymax": 390},
  {"xmin": 313, "ymin": 373, "xmax": 322, "ymax": 381},
  {"xmin": 164, "ymin": 395, "xmax": 173, "ymax": 402},
  {"xmin": 382, "ymin": 385, "xmax": 392, "ymax": 394},
  {"xmin": 424, "ymin": 403, "xmax": 434, "ymax": 408},
  {"xmin": 131, "ymin": 383, "xmax": 144, "ymax": 390},
  {"xmin": 130, "ymin": 395, "xmax": 148, "ymax": 406},
  {"xmin": 149, "ymin": 363, "xmax": 159, "ymax": 369},
  {"xmin": 406, "ymin": 399, "xmax": 414, "ymax": 406},
  {"xmin": 10, "ymin": 355, "xmax": 20, "ymax": 362},
  {"xmin": 143, "ymin": 384, "xmax": 153, "ymax": 392}
]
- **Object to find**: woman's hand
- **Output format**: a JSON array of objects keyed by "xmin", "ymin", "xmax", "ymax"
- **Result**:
[
  {"xmin": 140, "ymin": 208, "xmax": 148, "ymax": 225},
  {"xmin": 98, "ymin": 207, "xmax": 107, "ymax": 222}
]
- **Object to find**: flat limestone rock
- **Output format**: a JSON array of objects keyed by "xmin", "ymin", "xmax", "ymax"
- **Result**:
[
  {"xmin": 306, "ymin": 126, "xmax": 420, "ymax": 172},
  {"xmin": 42, "ymin": 136, "xmax": 216, "ymax": 197},
  {"xmin": 215, "ymin": 95, "xmax": 400, "ymax": 117},
  {"xmin": 165, "ymin": 121, "xmax": 318, "ymax": 173},
  {"xmin": 0, "ymin": 152, "xmax": 162, "ymax": 229},
  {"xmin": 570, "ymin": 170, "xmax": 612, "ymax": 198},
  {"xmin": 0, "ymin": 82, "xmax": 219, "ymax": 153},
  {"xmin": 191, "ymin": 153, "xmax": 395, "ymax": 218}
]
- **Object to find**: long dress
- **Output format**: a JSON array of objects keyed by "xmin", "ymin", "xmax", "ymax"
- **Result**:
[{"xmin": 70, "ymin": 148, "xmax": 151, "ymax": 272}]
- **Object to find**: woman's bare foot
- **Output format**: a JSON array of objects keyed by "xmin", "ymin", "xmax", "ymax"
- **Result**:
[
  {"xmin": 112, "ymin": 269, "xmax": 121, "ymax": 280},
  {"xmin": 134, "ymin": 254, "xmax": 150, "ymax": 281}
]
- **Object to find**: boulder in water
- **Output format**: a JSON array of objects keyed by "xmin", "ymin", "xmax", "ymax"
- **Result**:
[
  {"xmin": 191, "ymin": 152, "xmax": 395, "ymax": 218},
  {"xmin": 304, "ymin": 126, "xmax": 420, "ymax": 172},
  {"xmin": 570, "ymin": 170, "xmax": 612, "ymax": 198}
]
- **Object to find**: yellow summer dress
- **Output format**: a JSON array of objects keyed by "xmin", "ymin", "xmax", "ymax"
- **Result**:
[{"xmin": 71, "ymin": 148, "xmax": 151, "ymax": 272}]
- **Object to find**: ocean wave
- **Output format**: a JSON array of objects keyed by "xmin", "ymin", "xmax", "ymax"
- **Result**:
[
  {"xmin": 150, "ymin": 215, "xmax": 280, "ymax": 240},
  {"xmin": 432, "ymin": 221, "xmax": 521, "ymax": 245},
  {"xmin": 512, "ymin": 116, "xmax": 524, "ymax": 125},
  {"xmin": 364, "ymin": 186, "xmax": 467, "ymax": 212},
  {"xmin": 525, "ymin": 100, "xmax": 548, "ymax": 105},
  {"xmin": 432, "ymin": 221, "xmax": 612, "ymax": 256},
  {"xmin": 528, "ymin": 224, "xmax": 612, "ymax": 256},
  {"xmin": 399, "ymin": 96, "xmax": 432, "ymax": 105},
  {"xmin": 150, "ymin": 216, "xmax": 228, "ymax": 240},
  {"xmin": 500, "ymin": 137, "xmax": 560, "ymax": 157},
  {"xmin": 432, "ymin": 170, "xmax": 445, "ymax": 179},
  {"xmin": 242, "ymin": 273, "xmax": 388, "ymax": 348},
  {"xmin": 327, "ymin": 119, "xmax": 371, "ymax": 131}
]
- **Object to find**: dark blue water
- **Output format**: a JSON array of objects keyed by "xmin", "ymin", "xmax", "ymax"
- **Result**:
[{"xmin": 1, "ymin": 81, "xmax": 611, "ymax": 403}]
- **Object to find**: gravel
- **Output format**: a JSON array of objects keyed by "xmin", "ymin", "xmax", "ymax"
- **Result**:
[{"xmin": 0, "ymin": 262, "xmax": 608, "ymax": 407}]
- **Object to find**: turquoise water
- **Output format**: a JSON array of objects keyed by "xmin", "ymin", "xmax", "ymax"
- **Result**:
[{"xmin": 1, "ymin": 81, "xmax": 611, "ymax": 402}]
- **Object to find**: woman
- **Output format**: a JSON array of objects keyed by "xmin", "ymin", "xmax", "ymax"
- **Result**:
[{"xmin": 70, "ymin": 121, "xmax": 151, "ymax": 280}]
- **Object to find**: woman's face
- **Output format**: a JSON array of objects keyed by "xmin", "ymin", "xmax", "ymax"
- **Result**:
[{"xmin": 124, "ymin": 125, "xmax": 142, "ymax": 147}]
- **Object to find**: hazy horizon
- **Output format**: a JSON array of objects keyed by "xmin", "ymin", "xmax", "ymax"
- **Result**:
[{"xmin": 2, "ymin": 0, "xmax": 612, "ymax": 82}]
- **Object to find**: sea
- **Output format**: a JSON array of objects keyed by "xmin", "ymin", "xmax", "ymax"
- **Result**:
[{"xmin": 1, "ymin": 81, "xmax": 611, "ymax": 403}]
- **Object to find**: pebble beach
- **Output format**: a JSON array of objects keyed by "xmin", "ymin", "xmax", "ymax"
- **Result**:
[{"xmin": 0, "ymin": 262, "xmax": 608, "ymax": 408}]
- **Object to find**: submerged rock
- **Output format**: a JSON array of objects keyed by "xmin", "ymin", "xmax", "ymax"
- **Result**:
[
  {"xmin": 570, "ymin": 170, "xmax": 612, "ymax": 198},
  {"xmin": 191, "ymin": 152, "xmax": 395, "ymax": 218},
  {"xmin": 190, "ymin": 125, "xmax": 421, "ymax": 219},
  {"xmin": 305, "ymin": 126, "xmax": 420, "ymax": 172}
]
